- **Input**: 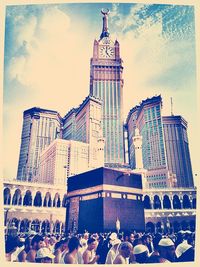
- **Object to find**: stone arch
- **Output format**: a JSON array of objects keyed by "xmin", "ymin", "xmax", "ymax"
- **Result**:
[
  {"xmin": 23, "ymin": 190, "xmax": 32, "ymax": 206},
  {"xmin": 183, "ymin": 194, "xmax": 191, "ymax": 209},
  {"xmin": 31, "ymin": 219, "xmax": 41, "ymax": 233},
  {"xmin": 44, "ymin": 192, "xmax": 52, "ymax": 207},
  {"xmin": 192, "ymin": 198, "xmax": 196, "ymax": 209},
  {"xmin": 153, "ymin": 195, "xmax": 161, "ymax": 209},
  {"xmin": 53, "ymin": 193, "xmax": 61, "ymax": 207},
  {"xmin": 41, "ymin": 220, "xmax": 50, "ymax": 234},
  {"xmin": 34, "ymin": 191, "xmax": 42, "ymax": 207},
  {"xmin": 9, "ymin": 217, "xmax": 19, "ymax": 228},
  {"xmin": 4, "ymin": 187, "xmax": 11, "ymax": 205},
  {"xmin": 163, "ymin": 195, "xmax": 171, "ymax": 209},
  {"xmin": 62, "ymin": 194, "xmax": 68, "ymax": 207},
  {"xmin": 143, "ymin": 195, "xmax": 151, "ymax": 209},
  {"xmin": 54, "ymin": 220, "xmax": 61, "ymax": 234},
  {"xmin": 173, "ymin": 195, "xmax": 181, "ymax": 209},
  {"xmin": 7, "ymin": 218, "xmax": 19, "ymax": 236},
  {"xmin": 20, "ymin": 218, "xmax": 30, "ymax": 233},
  {"xmin": 146, "ymin": 222, "xmax": 155, "ymax": 233},
  {"xmin": 12, "ymin": 189, "xmax": 22, "ymax": 205}
]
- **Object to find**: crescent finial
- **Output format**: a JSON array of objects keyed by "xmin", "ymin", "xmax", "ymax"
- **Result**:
[{"xmin": 101, "ymin": 8, "xmax": 110, "ymax": 16}]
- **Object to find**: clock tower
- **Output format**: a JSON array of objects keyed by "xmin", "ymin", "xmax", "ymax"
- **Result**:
[{"xmin": 90, "ymin": 9, "xmax": 125, "ymax": 165}]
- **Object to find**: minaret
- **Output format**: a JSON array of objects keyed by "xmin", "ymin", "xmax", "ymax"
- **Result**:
[
  {"xmin": 133, "ymin": 128, "xmax": 143, "ymax": 170},
  {"xmin": 89, "ymin": 9, "xmax": 125, "ymax": 166},
  {"xmin": 97, "ymin": 127, "xmax": 105, "ymax": 167},
  {"xmin": 133, "ymin": 128, "xmax": 147, "ymax": 189}
]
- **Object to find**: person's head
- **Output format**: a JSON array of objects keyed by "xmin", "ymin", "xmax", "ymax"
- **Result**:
[
  {"xmin": 61, "ymin": 238, "xmax": 69, "ymax": 252},
  {"xmin": 134, "ymin": 233, "xmax": 140, "ymax": 239},
  {"xmin": 176, "ymin": 242, "xmax": 194, "ymax": 262},
  {"xmin": 31, "ymin": 235, "xmax": 44, "ymax": 250},
  {"xmin": 87, "ymin": 237, "xmax": 97, "ymax": 251},
  {"xmin": 92, "ymin": 233, "xmax": 99, "ymax": 240},
  {"xmin": 110, "ymin": 237, "xmax": 121, "ymax": 248},
  {"xmin": 49, "ymin": 236, "xmax": 56, "ymax": 246},
  {"xmin": 5, "ymin": 235, "xmax": 19, "ymax": 254},
  {"xmin": 158, "ymin": 237, "xmax": 176, "ymax": 262},
  {"xmin": 28, "ymin": 230, "xmax": 37, "ymax": 237},
  {"xmin": 43, "ymin": 236, "xmax": 50, "ymax": 246},
  {"xmin": 119, "ymin": 242, "xmax": 133, "ymax": 258},
  {"xmin": 68, "ymin": 236, "xmax": 80, "ymax": 253},
  {"xmin": 178, "ymin": 247, "xmax": 195, "ymax": 262},
  {"xmin": 83, "ymin": 232, "xmax": 89, "ymax": 240},
  {"xmin": 141, "ymin": 234, "xmax": 150, "ymax": 245},
  {"xmin": 109, "ymin": 232, "xmax": 118, "ymax": 242},
  {"xmin": 133, "ymin": 244, "xmax": 149, "ymax": 263},
  {"xmin": 147, "ymin": 255, "xmax": 170, "ymax": 263},
  {"xmin": 128, "ymin": 233, "xmax": 135, "ymax": 243},
  {"xmin": 35, "ymin": 247, "xmax": 55, "ymax": 263},
  {"xmin": 109, "ymin": 232, "xmax": 121, "ymax": 247},
  {"xmin": 133, "ymin": 237, "xmax": 143, "ymax": 247},
  {"xmin": 123, "ymin": 232, "xmax": 130, "ymax": 241},
  {"xmin": 54, "ymin": 240, "xmax": 63, "ymax": 251}
]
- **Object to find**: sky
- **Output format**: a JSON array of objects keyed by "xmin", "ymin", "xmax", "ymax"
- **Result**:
[{"xmin": 2, "ymin": 1, "xmax": 199, "ymax": 185}]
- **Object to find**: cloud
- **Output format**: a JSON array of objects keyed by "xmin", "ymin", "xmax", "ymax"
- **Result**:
[
  {"xmin": 39, "ymin": 6, "xmax": 71, "ymax": 39},
  {"xmin": 108, "ymin": 3, "xmax": 196, "ymax": 115},
  {"xmin": 15, "ymin": 15, "xmax": 37, "ymax": 48},
  {"xmin": 5, "ymin": 6, "xmax": 91, "ymax": 115},
  {"xmin": 4, "ymin": 5, "xmax": 92, "ymax": 178}
]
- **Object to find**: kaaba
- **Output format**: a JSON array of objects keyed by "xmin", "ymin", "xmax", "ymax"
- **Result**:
[{"xmin": 65, "ymin": 167, "xmax": 145, "ymax": 233}]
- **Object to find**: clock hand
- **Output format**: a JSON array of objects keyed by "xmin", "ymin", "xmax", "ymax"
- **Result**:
[{"xmin": 105, "ymin": 47, "xmax": 109, "ymax": 55}]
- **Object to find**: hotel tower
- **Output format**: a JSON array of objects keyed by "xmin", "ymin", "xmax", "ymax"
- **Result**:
[{"xmin": 89, "ymin": 9, "xmax": 125, "ymax": 166}]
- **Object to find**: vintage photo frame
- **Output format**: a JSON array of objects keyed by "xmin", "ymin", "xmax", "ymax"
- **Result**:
[{"xmin": 1, "ymin": 0, "xmax": 199, "ymax": 266}]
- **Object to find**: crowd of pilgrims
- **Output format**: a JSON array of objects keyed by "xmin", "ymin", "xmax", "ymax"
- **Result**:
[{"xmin": 5, "ymin": 229, "xmax": 195, "ymax": 264}]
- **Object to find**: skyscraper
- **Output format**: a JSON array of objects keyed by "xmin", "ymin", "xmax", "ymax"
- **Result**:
[
  {"xmin": 36, "ymin": 137, "xmax": 105, "ymax": 186},
  {"xmin": 126, "ymin": 106, "xmax": 139, "ymax": 170},
  {"xmin": 36, "ymin": 139, "xmax": 90, "ymax": 185},
  {"xmin": 17, "ymin": 107, "xmax": 62, "ymax": 181},
  {"xmin": 126, "ymin": 96, "xmax": 173, "ymax": 189},
  {"xmin": 126, "ymin": 96, "xmax": 194, "ymax": 189},
  {"xmin": 89, "ymin": 9, "xmax": 125, "ymax": 165},
  {"xmin": 126, "ymin": 95, "xmax": 167, "ymax": 171},
  {"xmin": 162, "ymin": 116, "xmax": 194, "ymax": 187},
  {"xmin": 63, "ymin": 95, "xmax": 104, "ymax": 169},
  {"xmin": 62, "ymin": 108, "xmax": 77, "ymax": 141}
]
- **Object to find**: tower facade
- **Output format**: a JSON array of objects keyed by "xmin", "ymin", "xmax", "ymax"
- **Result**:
[
  {"xmin": 36, "ymin": 139, "xmax": 90, "ymax": 185},
  {"xmin": 63, "ymin": 96, "xmax": 103, "ymax": 169},
  {"xmin": 162, "ymin": 116, "xmax": 194, "ymax": 188},
  {"xmin": 89, "ymin": 10, "xmax": 125, "ymax": 165},
  {"xmin": 133, "ymin": 128, "xmax": 143, "ymax": 170},
  {"xmin": 126, "ymin": 106, "xmax": 139, "ymax": 169},
  {"xmin": 62, "ymin": 108, "xmax": 77, "ymax": 141},
  {"xmin": 137, "ymin": 96, "xmax": 167, "ymax": 170},
  {"xmin": 126, "ymin": 96, "xmax": 167, "ymax": 171},
  {"xmin": 126, "ymin": 96, "xmax": 173, "ymax": 189},
  {"xmin": 17, "ymin": 107, "xmax": 62, "ymax": 181}
]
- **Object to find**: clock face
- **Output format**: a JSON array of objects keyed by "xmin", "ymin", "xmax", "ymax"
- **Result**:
[{"xmin": 99, "ymin": 46, "xmax": 115, "ymax": 59}]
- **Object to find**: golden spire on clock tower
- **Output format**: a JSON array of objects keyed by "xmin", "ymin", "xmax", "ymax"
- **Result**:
[{"xmin": 100, "ymin": 8, "xmax": 110, "ymax": 39}]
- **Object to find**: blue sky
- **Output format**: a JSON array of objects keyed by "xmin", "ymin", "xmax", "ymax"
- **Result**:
[{"xmin": 2, "ymin": 1, "xmax": 198, "ymax": 183}]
